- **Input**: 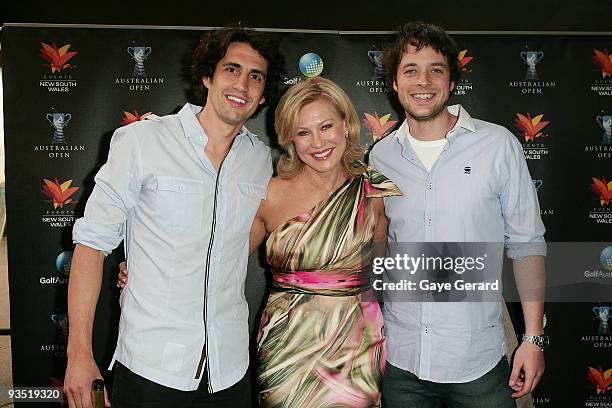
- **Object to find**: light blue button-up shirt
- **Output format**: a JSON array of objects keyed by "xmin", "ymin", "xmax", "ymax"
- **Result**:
[
  {"xmin": 370, "ymin": 105, "xmax": 546, "ymax": 383},
  {"xmin": 73, "ymin": 103, "xmax": 272, "ymax": 391}
]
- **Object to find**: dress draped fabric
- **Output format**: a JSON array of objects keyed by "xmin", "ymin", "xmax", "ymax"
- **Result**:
[{"xmin": 257, "ymin": 168, "xmax": 401, "ymax": 408}]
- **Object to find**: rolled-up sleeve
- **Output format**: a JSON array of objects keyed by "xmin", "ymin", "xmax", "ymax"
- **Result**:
[
  {"xmin": 73, "ymin": 127, "xmax": 142, "ymax": 256},
  {"xmin": 499, "ymin": 131, "xmax": 547, "ymax": 260}
]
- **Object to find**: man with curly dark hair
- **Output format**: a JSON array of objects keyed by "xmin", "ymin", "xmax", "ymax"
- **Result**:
[{"xmin": 64, "ymin": 25, "xmax": 286, "ymax": 408}]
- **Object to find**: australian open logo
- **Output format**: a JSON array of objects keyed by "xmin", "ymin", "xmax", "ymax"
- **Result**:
[
  {"xmin": 588, "ymin": 177, "xmax": 612, "ymax": 225},
  {"xmin": 513, "ymin": 112, "xmax": 551, "ymax": 160},
  {"xmin": 580, "ymin": 305, "xmax": 612, "ymax": 348},
  {"xmin": 591, "ymin": 48, "xmax": 612, "ymax": 96},
  {"xmin": 115, "ymin": 43, "xmax": 164, "ymax": 91},
  {"xmin": 33, "ymin": 110, "xmax": 85, "ymax": 158},
  {"xmin": 355, "ymin": 47, "xmax": 389, "ymax": 93},
  {"xmin": 584, "ymin": 113, "xmax": 612, "ymax": 159},
  {"xmin": 508, "ymin": 48, "xmax": 556, "ymax": 94},
  {"xmin": 38, "ymin": 41, "xmax": 78, "ymax": 92},
  {"xmin": 453, "ymin": 49, "xmax": 474, "ymax": 96}
]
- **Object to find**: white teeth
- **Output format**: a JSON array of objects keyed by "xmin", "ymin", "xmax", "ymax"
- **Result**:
[
  {"xmin": 313, "ymin": 148, "xmax": 332, "ymax": 158},
  {"xmin": 414, "ymin": 94, "xmax": 434, "ymax": 99},
  {"xmin": 227, "ymin": 95, "xmax": 246, "ymax": 104}
]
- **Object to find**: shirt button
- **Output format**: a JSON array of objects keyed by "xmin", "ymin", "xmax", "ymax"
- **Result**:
[
  {"xmin": 428, "ymin": 183, "xmax": 433, "ymax": 189},
  {"xmin": 179, "ymin": 184, "xmax": 185, "ymax": 191},
  {"xmin": 427, "ymin": 218, "xmax": 432, "ymax": 226}
]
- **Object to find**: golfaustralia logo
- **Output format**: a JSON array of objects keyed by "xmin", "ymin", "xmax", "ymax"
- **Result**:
[
  {"xmin": 508, "ymin": 48, "xmax": 556, "ymax": 94},
  {"xmin": 514, "ymin": 112, "xmax": 550, "ymax": 160},
  {"xmin": 591, "ymin": 48, "xmax": 612, "ymax": 96},
  {"xmin": 40, "ymin": 250, "xmax": 72, "ymax": 286},
  {"xmin": 33, "ymin": 110, "xmax": 85, "ymax": 159},
  {"xmin": 355, "ymin": 47, "xmax": 390, "ymax": 93},
  {"xmin": 453, "ymin": 49, "xmax": 474, "ymax": 96},
  {"xmin": 115, "ymin": 44, "xmax": 164, "ymax": 91},
  {"xmin": 39, "ymin": 41, "xmax": 78, "ymax": 92},
  {"xmin": 588, "ymin": 177, "xmax": 612, "ymax": 225},
  {"xmin": 41, "ymin": 177, "xmax": 80, "ymax": 228}
]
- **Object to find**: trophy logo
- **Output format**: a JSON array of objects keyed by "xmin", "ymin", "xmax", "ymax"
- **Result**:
[
  {"xmin": 127, "ymin": 46, "xmax": 152, "ymax": 77},
  {"xmin": 521, "ymin": 50, "xmax": 544, "ymax": 80},
  {"xmin": 596, "ymin": 115, "xmax": 612, "ymax": 145},
  {"xmin": 593, "ymin": 306, "xmax": 610, "ymax": 334},
  {"xmin": 532, "ymin": 179, "xmax": 543, "ymax": 192},
  {"xmin": 368, "ymin": 49, "xmax": 384, "ymax": 80},
  {"xmin": 51, "ymin": 313, "xmax": 68, "ymax": 342},
  {"xmin": 46, "ymin": 112, "xmax": 71, "ymax": 144}
]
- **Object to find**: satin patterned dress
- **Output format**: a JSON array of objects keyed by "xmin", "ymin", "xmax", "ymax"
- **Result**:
[{"xmin": 257, "ymin": 168, "xmax": 402, "ymax": 408}]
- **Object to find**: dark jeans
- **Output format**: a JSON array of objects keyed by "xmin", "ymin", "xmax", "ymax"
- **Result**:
[
  {"xmin": 382, "ymin": 357, "xmax": 516, "ymax": 408},
  {"xmin": 111, "ymin": 362, "xmax": 251, "ymax": 408}
]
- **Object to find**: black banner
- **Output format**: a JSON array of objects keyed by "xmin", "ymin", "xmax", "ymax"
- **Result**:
[{"xmin": 2, "ymin": 25, "xmax": 611, "ymax": 407}]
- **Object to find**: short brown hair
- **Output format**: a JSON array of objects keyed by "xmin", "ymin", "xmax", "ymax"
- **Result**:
[
  {"xmin": 274, "ymin": 77, "xmax": 364, "ymax": 179},
  {"xmin": 383, "ymin": 21, "xmax": 461, "ymax": 87}
]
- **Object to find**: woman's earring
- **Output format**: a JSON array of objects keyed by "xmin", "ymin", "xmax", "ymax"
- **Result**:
[{"xmin": 344, "ymin": 130, "xmax": 349, "ymax": 138}]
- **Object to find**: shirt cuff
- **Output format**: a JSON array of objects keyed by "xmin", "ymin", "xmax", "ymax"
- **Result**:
[
  {"xmin": 72, "ymin": 217, "xmax": 124, "ymax": 257},
  {"xmin": 506, "ymin": 241, "xmax": 547, "ymax": 260}
]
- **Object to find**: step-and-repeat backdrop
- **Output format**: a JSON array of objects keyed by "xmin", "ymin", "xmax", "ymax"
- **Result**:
[{"xmin": 2, "ymin": 25, "xmax": 611, "ymax": 407}]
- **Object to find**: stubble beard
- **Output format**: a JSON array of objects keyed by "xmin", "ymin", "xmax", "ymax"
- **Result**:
[{"xmin": 404, "ymin": 94, "xmax": 450, "ymax": 123}]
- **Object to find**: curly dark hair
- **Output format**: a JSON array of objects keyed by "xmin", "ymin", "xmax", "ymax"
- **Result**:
[
  {"xmin": 191, "ymin": 25, "xmax": 287, "ymax": 116},
  {"xmin": 382, "ymin": 21, "xmax": 461, "ymax": 88}
]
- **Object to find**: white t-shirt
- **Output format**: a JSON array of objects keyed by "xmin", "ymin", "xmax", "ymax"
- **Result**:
[{"xmin": 407, "ymin": 133, "xmax": 448, "ymax": 172}]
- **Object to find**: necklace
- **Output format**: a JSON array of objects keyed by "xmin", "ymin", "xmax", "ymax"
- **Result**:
[{"xmin": 301, "ymin": 171, "xmax": 347, "ymax": 198}]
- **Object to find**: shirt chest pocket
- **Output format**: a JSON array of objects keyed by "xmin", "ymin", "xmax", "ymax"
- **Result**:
[
  {"xmin": 234, "ymin": 182, "xmax": 267, "ymax": 235},
  {"xmin": 156, "ymin": 176, "xmax": 204, "ymax": 233}
]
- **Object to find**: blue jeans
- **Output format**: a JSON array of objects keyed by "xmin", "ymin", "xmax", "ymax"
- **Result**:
[{"xmin": 383, "ymin": 357, "xmax": 516, "ymax": 408}]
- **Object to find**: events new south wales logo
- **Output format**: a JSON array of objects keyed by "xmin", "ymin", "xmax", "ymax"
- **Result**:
[
  {"xmin": 513, "ymin": 112, "xmax": 551, "ymax": 160},
  {"xmin": 586, "ymin": 366, "xmax": 612, "ymax": 396},
  {"xmin": 362, "ymin": 112, "xmax": 398, "ymax": 142},
  {"xmin": 588, "ymin": 177, "xmax": 612, "ymax": 225},
  {"xmin": 115, "ymin": 44, "xmax": 164, "ymax": 91},
  {"xmin": 355, "ymin": 47, "xmax": 390, "ymax": 93},
  {"xmin": 508, "ymin": 48, "xmax": 555, "ymax": 94},
  {"xmin": 453, "ymin": 49, "xmax": 474, "ymax": 96},
  {"xmin": 122, "ymin": 110, "xmax": 153, "ymax": 125},
  {"xmin": 41, "ymin": 177, "xmax": 80, "ymax": 228},
  {"xmin": 591, "ymin": 49, "xmax": 612, "ymax": 96},
  {"xmin": 33, "ymin": 110, "xmax": 85, "ymax": 159},
  {"xmin": 39, "ymin": 41, "xmax": 78, "ymax": 92}
]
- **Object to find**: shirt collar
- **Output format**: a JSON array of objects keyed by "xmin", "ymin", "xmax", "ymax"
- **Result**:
[
  {"xmin": 393, "ymin": 104, "xmax": 477, "ymax": 145},
  {"xmin": 177, "ymin": 103, "xmax": 255, "ymax": 146}
]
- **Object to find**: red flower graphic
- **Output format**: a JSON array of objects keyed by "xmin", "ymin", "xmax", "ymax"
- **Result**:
[
  {"xmin": 591, "ymin": 177, "xmax": 612, "ymax": 206},
  {"xmin": 587, "ymin": 367, "xmax": 612, "ymax": 395},
  {"xmin": 593, "ymin": 49, "xmax": 612, "ymax": 78},
  {"xmin": 40, "ymin": 42, "xmax": 77, "ymax": 73},
  {"xmin": 122, "ymin": 110, "xmax": 153, "ymax": 125},
  {"xmin": 458, "ymin": 49, "xmax": 474, "ymax": 72},
  {"xmin": 362, "ymin": 112, "xmax": 398, "ymax": 141},
  {"xmin": 514, "ymin": 113, "xmax": 550, "ymax": 142},
  {"xmin": 42, "ymin": 178, "xmax": 79, "ymax": 209}
]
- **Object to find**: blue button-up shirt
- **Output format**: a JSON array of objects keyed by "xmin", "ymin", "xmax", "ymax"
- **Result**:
[
  {"xmin": 370, "ymin": 105, "xmax": 546, "ymax": 382},
  {"xmin": 73, "ymin": 103, "xmax": 272, "ymax": 391}
]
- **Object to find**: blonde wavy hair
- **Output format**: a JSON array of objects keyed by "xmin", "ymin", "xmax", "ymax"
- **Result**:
[{"xmin": 275, "ymin": 77, "xmax": 364, "ymax": 179}]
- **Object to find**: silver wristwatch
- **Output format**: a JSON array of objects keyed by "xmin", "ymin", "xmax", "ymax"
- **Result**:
[{"xmin": 521, "ymin": 333, "xmax": 549, "ymax": 351}]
